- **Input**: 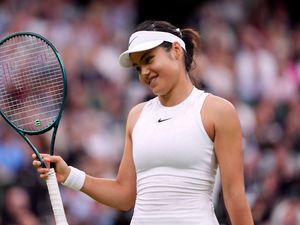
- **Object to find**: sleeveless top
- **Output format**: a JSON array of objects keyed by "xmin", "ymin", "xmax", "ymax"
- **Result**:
[{"xmin": 131, "ymin": 87, "xmax": 219, "ymax": 225}]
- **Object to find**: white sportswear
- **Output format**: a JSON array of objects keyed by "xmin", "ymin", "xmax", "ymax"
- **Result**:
[{"xmin": 131, "ymin": 87, "xmax": 219, "ymax": 225}]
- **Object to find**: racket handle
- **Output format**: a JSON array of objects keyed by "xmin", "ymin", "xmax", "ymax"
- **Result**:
[{"xmin": 46, "ymin": 168, "xmax": 69, "ymax": 225}]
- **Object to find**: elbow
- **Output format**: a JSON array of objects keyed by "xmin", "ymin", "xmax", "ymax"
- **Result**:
[
  {"xmin": 119, "ymin": 204, "xmax": 134, "ymax": 212},
  {"xmin": 118, "ymin": 196, "xmax": 136, "ymax": 211},
  {"xmin": 114, "ymin": 179, "xmax": 136, "ymax": 211}
]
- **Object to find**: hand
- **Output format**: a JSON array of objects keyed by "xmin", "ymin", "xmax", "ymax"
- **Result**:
[{"xmin": 32, "ymin": 153, "xmax": 70, "ymax": 183}]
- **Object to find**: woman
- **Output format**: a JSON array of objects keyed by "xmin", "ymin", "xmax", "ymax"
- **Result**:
[{"xmin": 33, "ymin": 20, "xmax": 254, "ymax": 225}]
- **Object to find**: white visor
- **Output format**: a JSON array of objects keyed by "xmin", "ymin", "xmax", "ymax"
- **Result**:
[{"xmin": 119, "ymin": 31, "xmax": 186, "ymax": 68}]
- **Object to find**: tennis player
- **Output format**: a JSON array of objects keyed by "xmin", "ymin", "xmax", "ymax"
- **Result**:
[{"xmin": 33, "ymin": 20, "xmax": 254, "ymax": 225}]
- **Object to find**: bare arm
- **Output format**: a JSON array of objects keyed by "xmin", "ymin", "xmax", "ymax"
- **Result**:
[
  {"xmin": 81, "ymin": 123, "xmax": 136, "ymax": 211},
  {"xmin": 33, "ymin": 103, "xmax": 145, "ymax": 211},
  {"xmin": 203, "ymin": 95, "xmax": 254, "ymax": 225},
  {"xmin": 81, "ymin": 103, "xmax": 146, "ymax": 210}
]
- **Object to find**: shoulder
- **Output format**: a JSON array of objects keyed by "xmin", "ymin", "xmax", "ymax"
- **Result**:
[
  {"xmin": 204, "ymin": 94, "xmax": 237, "ymax": 117},
  {"xmin": 128, "ymin": 102, "xmax": 147, "ymax": 119},
  {"xmin": 202, "ymin": 94, "xmax": 241, "ymax": 136},
  {"xmin": 126, "ymin": 102, "xmax": 147, "ymax": 134}
]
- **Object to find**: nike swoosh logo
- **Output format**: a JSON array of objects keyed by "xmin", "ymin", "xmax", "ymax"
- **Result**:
[
  {"xmin": 129, "ymin": 36, "xmax": 138, "ymax": 46},
  {"xmin": 158, "ymin": 118, "xmax": 172, "ymax": 123}
]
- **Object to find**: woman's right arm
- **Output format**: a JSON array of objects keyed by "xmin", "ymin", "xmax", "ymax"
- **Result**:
[
  {"xmin": 81, "ymin": 102, "xmax": 142, "ymax": 210},
  {"xmin": 32, "ymin": 103, "xmax": 145, "ymax": 211}
]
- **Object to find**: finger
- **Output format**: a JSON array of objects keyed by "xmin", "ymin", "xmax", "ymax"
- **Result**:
[
  {"xmin": 40, "ymin": 173, "xmax": 50, "ymax": 180},
  {"xmin": 32, "ymin": 157, "xmax": 51, "ymax": 168},
  {"xmin": 32, "ymin": 160, "xmax": 41, "ymax": 168},
  {"xmin": 43, "ymin": 155, "xmax": 61, "ymax": 163},
  {"xmin": 32, "ymin": 153, "xmax": 49, "ymax": 158},
  {"xmin": 37, "ymin": 167, "xmax": 50, "ymax": 175}
]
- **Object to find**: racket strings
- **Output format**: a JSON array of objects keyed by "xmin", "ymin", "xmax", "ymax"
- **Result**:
[
  {"xmin": 0, "ymin": 35, "xmax": 64, "ymax": 132},
  {"xmin": 0, "ymin": 76, "xmax": 63, "ymax": 103},
  {"xmin": 1, "ymin": 92, "xmax": 63, "ymax": 117}
]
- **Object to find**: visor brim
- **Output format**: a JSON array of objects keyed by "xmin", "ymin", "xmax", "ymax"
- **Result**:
[{"xmin": 119, "ymin": 40, "xmax": 163, "ymax": 68}]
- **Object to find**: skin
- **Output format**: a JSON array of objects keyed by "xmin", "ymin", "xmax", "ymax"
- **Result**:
[{"xmin": 33, "ymin": 41, "xmax": 254, "ymax": 224}]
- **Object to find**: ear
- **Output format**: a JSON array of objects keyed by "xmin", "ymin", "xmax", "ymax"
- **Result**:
[{"xmin": 172, "ymin": 41, "xmax": 183, "ymax": 60}]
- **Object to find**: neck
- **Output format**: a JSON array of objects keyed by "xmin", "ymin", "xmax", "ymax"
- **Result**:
[{"xmin": 159, "ymin": 78, "xmax": 194, "ymax": 107}]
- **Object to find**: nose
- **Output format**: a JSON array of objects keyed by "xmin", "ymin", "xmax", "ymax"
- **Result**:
[
  {"xmin": 140, "ymin": 65, "xmax": 150, "ymax": 76},
  {"xmin": 139, "ymin": 65, "xmax": 151, "ymax": 83}
]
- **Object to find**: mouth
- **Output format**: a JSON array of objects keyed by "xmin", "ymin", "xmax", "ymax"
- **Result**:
[{"xmin": 148, "ymin": 75, "xmax": 158, "ymax": 86}]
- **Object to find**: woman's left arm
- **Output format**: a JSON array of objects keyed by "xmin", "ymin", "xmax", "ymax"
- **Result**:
[{"xmin": 206, "ymin": 95, "xmax": 254, "ymax": 225}]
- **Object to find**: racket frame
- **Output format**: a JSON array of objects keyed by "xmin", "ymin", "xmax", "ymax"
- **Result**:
[
  {"xmin": 0, "ymin": 31, "xmax": 67, "ymax": 167},
  {"xmin": 0, "ymin": 31, "xmax": 69, "ymax": 225}
]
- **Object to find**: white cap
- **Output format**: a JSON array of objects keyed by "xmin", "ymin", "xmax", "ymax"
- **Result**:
[{"xmin": 119, "ymin": 31, "xmax": 186, "ymax": 68}]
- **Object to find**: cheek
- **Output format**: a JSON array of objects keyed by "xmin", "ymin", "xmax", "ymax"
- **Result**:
[
  {"xmin": 138, "ymin": 73, "xmax": 146, "ymax": 83},
  {"xmin": 159, "ymin": 63, "xmax": 177, "ymax": 81}
]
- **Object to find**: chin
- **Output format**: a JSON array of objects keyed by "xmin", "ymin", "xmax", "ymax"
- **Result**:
[
  {"xmin": 152, "ymin": 89, "xmax": 168, "ymax": 98},
  {"xmin": 149, "ymin": 82, "xmax": 169, "ymax": 97},
  {"xmin": 150, "ymin": 86, "xmax": 162, "ymax": 96}
]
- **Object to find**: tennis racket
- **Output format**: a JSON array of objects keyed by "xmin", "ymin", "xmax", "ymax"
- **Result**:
[{"xmin": 0, "ymin": 32, "xmax": 68, "ymax": 225}]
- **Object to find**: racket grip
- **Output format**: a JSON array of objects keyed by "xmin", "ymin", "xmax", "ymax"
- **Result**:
[{"xmin": 46, "ymin": 168, "xmax": 69, "ymax": 225}]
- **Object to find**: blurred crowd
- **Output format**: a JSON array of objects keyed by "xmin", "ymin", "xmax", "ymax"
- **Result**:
[{"xmin": 0, "ymin": 0, "xmax": 300, "ymax": 225}]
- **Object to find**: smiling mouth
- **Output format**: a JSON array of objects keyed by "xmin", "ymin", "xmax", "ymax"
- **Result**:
[{"xmin": 148, "ymin": 76, "xmax": 158, "ymax": 85}]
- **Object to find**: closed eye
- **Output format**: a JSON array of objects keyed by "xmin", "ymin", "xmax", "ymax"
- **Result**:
[
  {"xmin": 134, "ymin": 55, "xmax": 154, "ymax": 73},
  {"xmin": 143, "ymin": 55, "xmax": 153, "ymax": 64}
]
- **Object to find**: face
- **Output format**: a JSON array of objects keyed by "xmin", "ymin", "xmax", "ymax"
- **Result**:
[{"xmin": 130, "ymin": 42, "xmax": 183, "ymax": 96}]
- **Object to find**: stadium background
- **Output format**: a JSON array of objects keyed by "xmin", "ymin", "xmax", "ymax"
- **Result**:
[{"xmin": 0, "ymin": 0, "xmax": 300, "ymax": 224}]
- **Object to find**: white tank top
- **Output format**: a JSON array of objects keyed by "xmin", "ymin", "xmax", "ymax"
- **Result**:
[{"xmin": 131, "ymin": 87, "xmax": 219, "ymax": 225}]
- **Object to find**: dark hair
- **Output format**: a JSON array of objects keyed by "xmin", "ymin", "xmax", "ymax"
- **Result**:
[{"xmin": 133, "ymin": 20, "xmax": 201, "ymax": 83}]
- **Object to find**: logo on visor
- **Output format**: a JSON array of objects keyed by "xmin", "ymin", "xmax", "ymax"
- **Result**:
[{"xmin": 129, "ymin": 36, "xmax": 138, "ymax": 46}]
